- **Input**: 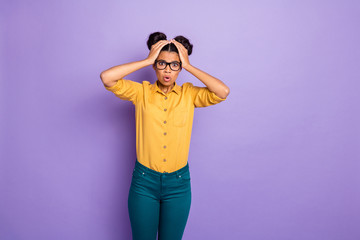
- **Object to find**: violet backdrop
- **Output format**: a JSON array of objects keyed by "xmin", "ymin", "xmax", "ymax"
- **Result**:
[{"xmin": 1, "ymin": 0, "xmax": 359, "ymax": 239}]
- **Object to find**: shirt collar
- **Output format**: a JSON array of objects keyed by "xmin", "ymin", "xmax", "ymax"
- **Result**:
[{"xmin": 151, "ymin": 79, "xmax": 181, "ymax": 95}]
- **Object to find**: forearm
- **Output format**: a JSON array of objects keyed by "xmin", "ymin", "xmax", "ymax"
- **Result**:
[
  {"xmin": 100, "ymin": 58, "xmax": 152, "ymax": 86},
  {"xmin": 184, "ymin": 64, "xmax": 230, "ymax": 99}
]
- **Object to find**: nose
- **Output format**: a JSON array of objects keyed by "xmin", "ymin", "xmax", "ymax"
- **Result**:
[{"xmin": 164, "ymin": 64, "xmax": 171, "ymax": 72}]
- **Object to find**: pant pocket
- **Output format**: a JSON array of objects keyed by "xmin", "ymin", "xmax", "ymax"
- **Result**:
[
  {"xmin": 178, "ymin": 171, "xmax": 191, "ymax": 181},
  {"xmin": 132, "ymin": 168, "xmax": 145, "ymax": 182}
]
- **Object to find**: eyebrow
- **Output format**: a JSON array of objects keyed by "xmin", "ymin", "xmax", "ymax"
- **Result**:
[{"xmin": 157, "ymin": 59, "xmax": 180, "ymax": 63}]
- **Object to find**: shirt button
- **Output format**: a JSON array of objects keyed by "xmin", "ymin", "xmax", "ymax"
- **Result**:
[
  {"xmin": 164, "ymin": 108, "xmax": 167, "ymax": 111},
  {"xmin": 164, "ymin": 132, "xmax": 167, "ymax": 135},
  {"xmin": 163, "ymin": 145, "xmax": 166, "ymax": 148},
  {"xmin": 163, "ymin": 159, "xmax": 166, "ymax": 162},
  {"xmin": 165, "ymin": 96, "xmax": 168, "ymax": 100},
  {"xmin": 164, "ymin": 120, "xmax": 167, "ymax": 124}
]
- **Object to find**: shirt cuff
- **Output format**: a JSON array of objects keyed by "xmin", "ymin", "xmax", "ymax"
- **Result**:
[
  {"xmin": 104, "ymin": 79, "xmax": 122, "ymax": 92},
  {"xmin": 210, "ymin": 91, "xmax": 227, "ymax": 102}
]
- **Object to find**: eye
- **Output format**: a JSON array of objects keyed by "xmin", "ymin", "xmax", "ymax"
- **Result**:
[
  {"xmin": 171, "ymin": 62, "xmax": 179, "ymax": 67},
  {"xmin": 159, "ymin": 61, "xmax": 166, "ymax": 66}
]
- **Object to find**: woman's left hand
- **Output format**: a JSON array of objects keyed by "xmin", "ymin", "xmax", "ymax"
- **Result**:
[{"xmin": 171, "ymin": 39, "xmax": 191, "ymax": 69}]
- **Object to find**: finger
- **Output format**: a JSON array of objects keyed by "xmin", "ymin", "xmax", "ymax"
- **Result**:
[
  {"xmin": 151, "ymin": 42, "xmax": 168, "ymax": 51},
  {"xmin": 158, "ymin": 40, "xmax": 170, "ymax": 47},
  {"xmin": 172, "ymin": 42, "xmax": 182, "ymax": 54},
  {"xmin": 159, "ymin": 40, "xmax": 170, "ymax": 45},
  {"xmin": 172, "ymin": 39, "xmax": 183, "ymax": 48},
  {"xmin": 153, "ymin": 40, "xmax": 168, "ymax": 47},
  {"xmin": 174, "ymin": 43, "xmax": 186, "ymax": 55},
  {"xmin": 172, "ymin": 41, "xmax": 182, "ymax": 50},
  {"xmin": 173, "ymin": 41, "xmax": 185, "ymax": 51},
  {"xmin": 152, "ymin": 40, "xmax": 169, "ymax": 48}
]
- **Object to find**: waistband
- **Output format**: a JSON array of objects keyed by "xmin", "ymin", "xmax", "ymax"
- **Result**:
[{"xmin": 135, "ymin": 159, "xmax": 189, "ymax": 177}]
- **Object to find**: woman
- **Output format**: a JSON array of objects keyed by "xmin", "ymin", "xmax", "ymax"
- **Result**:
[{"xmin": 100, "ymin": 32, "xmax": 230, "ymax": 240}]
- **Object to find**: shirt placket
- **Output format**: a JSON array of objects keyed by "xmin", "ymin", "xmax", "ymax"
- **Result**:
[{"xmin": 161, "ymin": 93, "xmax": 169, "ymax": 173}]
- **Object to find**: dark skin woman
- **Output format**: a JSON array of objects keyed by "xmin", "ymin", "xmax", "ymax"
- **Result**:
[{"xmin": 100, "ymin": 32, "xmax": 230, "ymax": 240}]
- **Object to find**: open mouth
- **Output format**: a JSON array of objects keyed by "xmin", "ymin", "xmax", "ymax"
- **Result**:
[{"xmin": 164, "ymin": 76, "xmax": 171, "ymax": 82}]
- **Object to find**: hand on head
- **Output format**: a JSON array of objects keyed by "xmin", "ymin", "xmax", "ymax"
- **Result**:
[
  {"xmin": 147, "ymin": 40, "xmax": 170, "ymax": 63},
  {"xmin": 170, "ymin": 39, "xmax": 190, "ymax": 69}
]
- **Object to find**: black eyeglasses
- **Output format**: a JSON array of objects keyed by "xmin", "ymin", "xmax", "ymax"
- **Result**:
[{"xmin": 154, "ymin": 60, "xmax": 182, "ymax": 71}]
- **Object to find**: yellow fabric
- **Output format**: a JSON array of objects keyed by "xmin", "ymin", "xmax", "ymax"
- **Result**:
[{"xmin": 104, "ymin": 79, "xmax": 227, "ymax": 173}]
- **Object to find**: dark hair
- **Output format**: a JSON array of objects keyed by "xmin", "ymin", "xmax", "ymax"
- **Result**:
[{"xmin": 146, "ymin": 31, "xmax": 193, "ymax": 55}]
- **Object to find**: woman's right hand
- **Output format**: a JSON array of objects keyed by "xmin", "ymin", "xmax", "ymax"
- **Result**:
[
  {"xmin": 101, "ymin": 40, "xmax": 170, "ymax": 85},
  {"xmin": 146, "ymin": 40, "xmax": 170, "ymax": 64}
]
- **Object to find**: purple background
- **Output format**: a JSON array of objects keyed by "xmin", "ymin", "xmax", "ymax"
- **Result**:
[{"xmin": 1, "ymin": 0, "xmax": 359, "ymax": 239}]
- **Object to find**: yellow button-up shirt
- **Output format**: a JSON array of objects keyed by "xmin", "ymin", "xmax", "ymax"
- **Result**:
[{"xmin": 104, "ymin": 79, "xmax": 227, "ymax": 173}]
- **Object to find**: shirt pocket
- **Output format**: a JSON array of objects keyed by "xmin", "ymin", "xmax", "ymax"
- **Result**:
[{"xmin": 173, "ymin": 108, "xmax": 188, "ymax": 127}]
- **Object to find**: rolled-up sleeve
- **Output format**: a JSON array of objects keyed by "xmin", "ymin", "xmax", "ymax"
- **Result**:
[
  {"xmin": 104, "ymin": 79, "xmax": 141, "ymax": 105},
  {"xmin": 186, "ymin": 82, "xmax": 227, "ymax": 108}
]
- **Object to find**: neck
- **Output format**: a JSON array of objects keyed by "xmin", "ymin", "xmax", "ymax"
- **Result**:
[{"xmin": 157, "ymin": 80, "xmax": 175, "ymax": 94}]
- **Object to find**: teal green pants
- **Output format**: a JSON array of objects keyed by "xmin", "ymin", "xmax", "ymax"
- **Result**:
[{"xmin": 128, "ymin": 159, "xmax": 192, "ymax": 240}]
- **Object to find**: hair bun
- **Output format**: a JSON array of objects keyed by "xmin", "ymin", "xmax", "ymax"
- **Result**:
[
  {"xmin": 147, "ymin": 32, "xmax": 167, "ymax": 50},
  {"xmin": 174, "ymin": 35, "xmax": 193, "ymax": 55}
]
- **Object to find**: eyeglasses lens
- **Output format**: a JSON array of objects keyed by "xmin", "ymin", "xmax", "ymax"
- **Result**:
[{"xmin": 156, "ymin": 61, "xmax": 180, "ymax": 71}]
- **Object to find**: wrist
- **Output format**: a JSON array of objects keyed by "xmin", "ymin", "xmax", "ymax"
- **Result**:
[
  {"xmin": 144, "ymin": 58, "xmax": 154, "ymax": 66},
  {"xmin": 182, "ymin": 62, "xmax": 192, "ymax": 71}
]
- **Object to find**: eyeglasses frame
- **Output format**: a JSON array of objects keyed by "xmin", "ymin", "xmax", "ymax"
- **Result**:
[{"xmin": 154, "ymin": 60, "xmax": 182, "ymax": 71}]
